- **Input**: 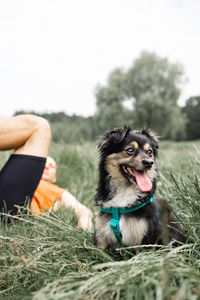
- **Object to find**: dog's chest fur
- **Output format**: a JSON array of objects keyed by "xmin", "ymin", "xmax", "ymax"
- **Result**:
[
  {"xmin": 95, "ymin": 182, "xmax": 160, "ymax": 248},
  {"xmin": 95, "ymin": 212, "xmax": 148, "ymax": 248}
]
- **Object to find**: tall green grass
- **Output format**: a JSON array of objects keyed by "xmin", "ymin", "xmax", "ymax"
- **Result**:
[{"xmin": 0, "ymin": 141, "xmax": 200, "ymax": 299}]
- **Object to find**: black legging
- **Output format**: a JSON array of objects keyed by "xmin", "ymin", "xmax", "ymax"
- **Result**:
[{"xmin": 0, "ymin": 154, "xmax": 46, "ymax": 214}]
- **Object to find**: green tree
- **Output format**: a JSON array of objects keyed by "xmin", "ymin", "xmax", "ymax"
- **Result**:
[
  {"xmin": 126, "ymin": 52, "xmax": 185, "ymax": 137},
  {"xmin": 95, "ymin": 51, "xmax": 186, "ymax": 140},
  {"xmin": 95, "ymin": 68, "xmax": 133, "ymax": 131},
  {"xmin": 126, "ymin": 51, "xmax": 183, "ymax": 103},
  {"xmin": 184, "ymin": 96, "xmax": 200, "ymax": 140}
]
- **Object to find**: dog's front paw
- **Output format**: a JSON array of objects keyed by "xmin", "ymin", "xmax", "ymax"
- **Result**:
[{"xmin": 96, "ymin": 243, "xmax": 108, "ymax": 249}]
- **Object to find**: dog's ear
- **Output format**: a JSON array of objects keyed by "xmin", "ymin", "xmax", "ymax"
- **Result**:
[
  {"xmin": 109, "ymin": 126, "xmax": 130, "ymax": 143},
  {"xmin": 141, "ymin": 128, "xmax": 159, "ymax": 151},
  {"xmin": 98, "ymin": 126, "xmax": 130, "ymax": 150}
]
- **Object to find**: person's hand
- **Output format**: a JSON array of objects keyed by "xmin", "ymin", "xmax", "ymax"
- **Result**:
[{"xmin": 77, "ymin": 205, "xmax": 93, "ymax": 231}]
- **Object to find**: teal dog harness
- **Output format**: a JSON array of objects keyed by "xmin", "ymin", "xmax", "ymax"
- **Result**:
[{"xmin": 100, "ymin": 196, "xmax": 156, "ymax": 243}]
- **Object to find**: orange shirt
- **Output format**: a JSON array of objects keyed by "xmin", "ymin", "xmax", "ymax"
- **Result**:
[{"xmin": 30, "ymin": 179, "xmax": 65, "ymax": 214}]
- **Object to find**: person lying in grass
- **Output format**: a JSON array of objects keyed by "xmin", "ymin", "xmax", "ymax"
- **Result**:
[
  {"xmin": 31, "ymin": 156, "xmax": 93, "ymax": 231},
  {"xmin": 0, "ymin": 114, "xmax": 92, "ymax": 231},
  {"xmin": 0, "ymin": 114, "xmax": 51, "ymax": 215}
]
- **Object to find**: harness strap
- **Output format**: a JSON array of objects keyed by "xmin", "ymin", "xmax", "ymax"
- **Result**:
[
  {"xmin": 100, "ymin": 196, "xmax": 155, "ymax": 243},
  {"xmin": 110, "ymin": 207, "xmax": 121, "ymax": 242}
]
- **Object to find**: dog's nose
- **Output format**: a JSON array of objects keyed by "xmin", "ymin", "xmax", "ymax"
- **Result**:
[{"xmin": 142, "ymin": 160, "xmax": 153, "ymax": 169}]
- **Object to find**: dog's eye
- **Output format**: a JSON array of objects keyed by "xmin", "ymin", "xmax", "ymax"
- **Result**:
[
  {"xmin": 147, "ymin": 149, "xmax": 153, "ymax": 156},
  {"xmin": 126, "ymin": 147, "xmax": 135, "ymax": 155}
]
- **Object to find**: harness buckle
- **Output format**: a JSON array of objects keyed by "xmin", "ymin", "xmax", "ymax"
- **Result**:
[
  {"xmin": 110, "ymin": 218, "xmax": 121, "ymax": 243},
  {"xmin": 110, "ymin": 218, "xmax": 119, "ymax": 230}
]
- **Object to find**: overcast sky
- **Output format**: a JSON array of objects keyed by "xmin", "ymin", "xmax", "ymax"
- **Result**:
[{"xmin": 0, "ymin": 0, "xmax": 199, "ymax": 117}]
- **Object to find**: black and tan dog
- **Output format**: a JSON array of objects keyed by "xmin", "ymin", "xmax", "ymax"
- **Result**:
[{"xmin": 94, "ymin": 126, "xmax": 185, "ymax": 249}]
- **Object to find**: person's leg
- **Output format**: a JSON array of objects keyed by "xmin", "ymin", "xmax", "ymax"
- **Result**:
[
  {"xmin": 0, "ymin": 114, "xmax": 51, "ymax": 214},
  {"xmin": 0, "ymin": 114, "xmax": 51, "ymax": 157}
]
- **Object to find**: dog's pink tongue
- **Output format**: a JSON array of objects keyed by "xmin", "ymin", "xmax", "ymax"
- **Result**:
[{"xmin": 134, "ymin": 170, "xmax": 152, "ymax": 192}]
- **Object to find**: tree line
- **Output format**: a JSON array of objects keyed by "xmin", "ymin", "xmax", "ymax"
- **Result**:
[{"xmin": 15, "ymin": 51, "xmax": 200, "ymax": 142}]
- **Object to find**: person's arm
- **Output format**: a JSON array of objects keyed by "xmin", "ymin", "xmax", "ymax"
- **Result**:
[
  {"xmin": 52, "ymin": 191, "xmax": 93, "ymax": 231},
  {"xmin": 0, "ymin": 114, "xmax": 51, "ymax": 157}
]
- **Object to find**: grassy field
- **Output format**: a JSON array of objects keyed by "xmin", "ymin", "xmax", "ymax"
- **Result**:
[{"xmin": 0, "ymin": 140, "xmax": 200, "ymax": 300}]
